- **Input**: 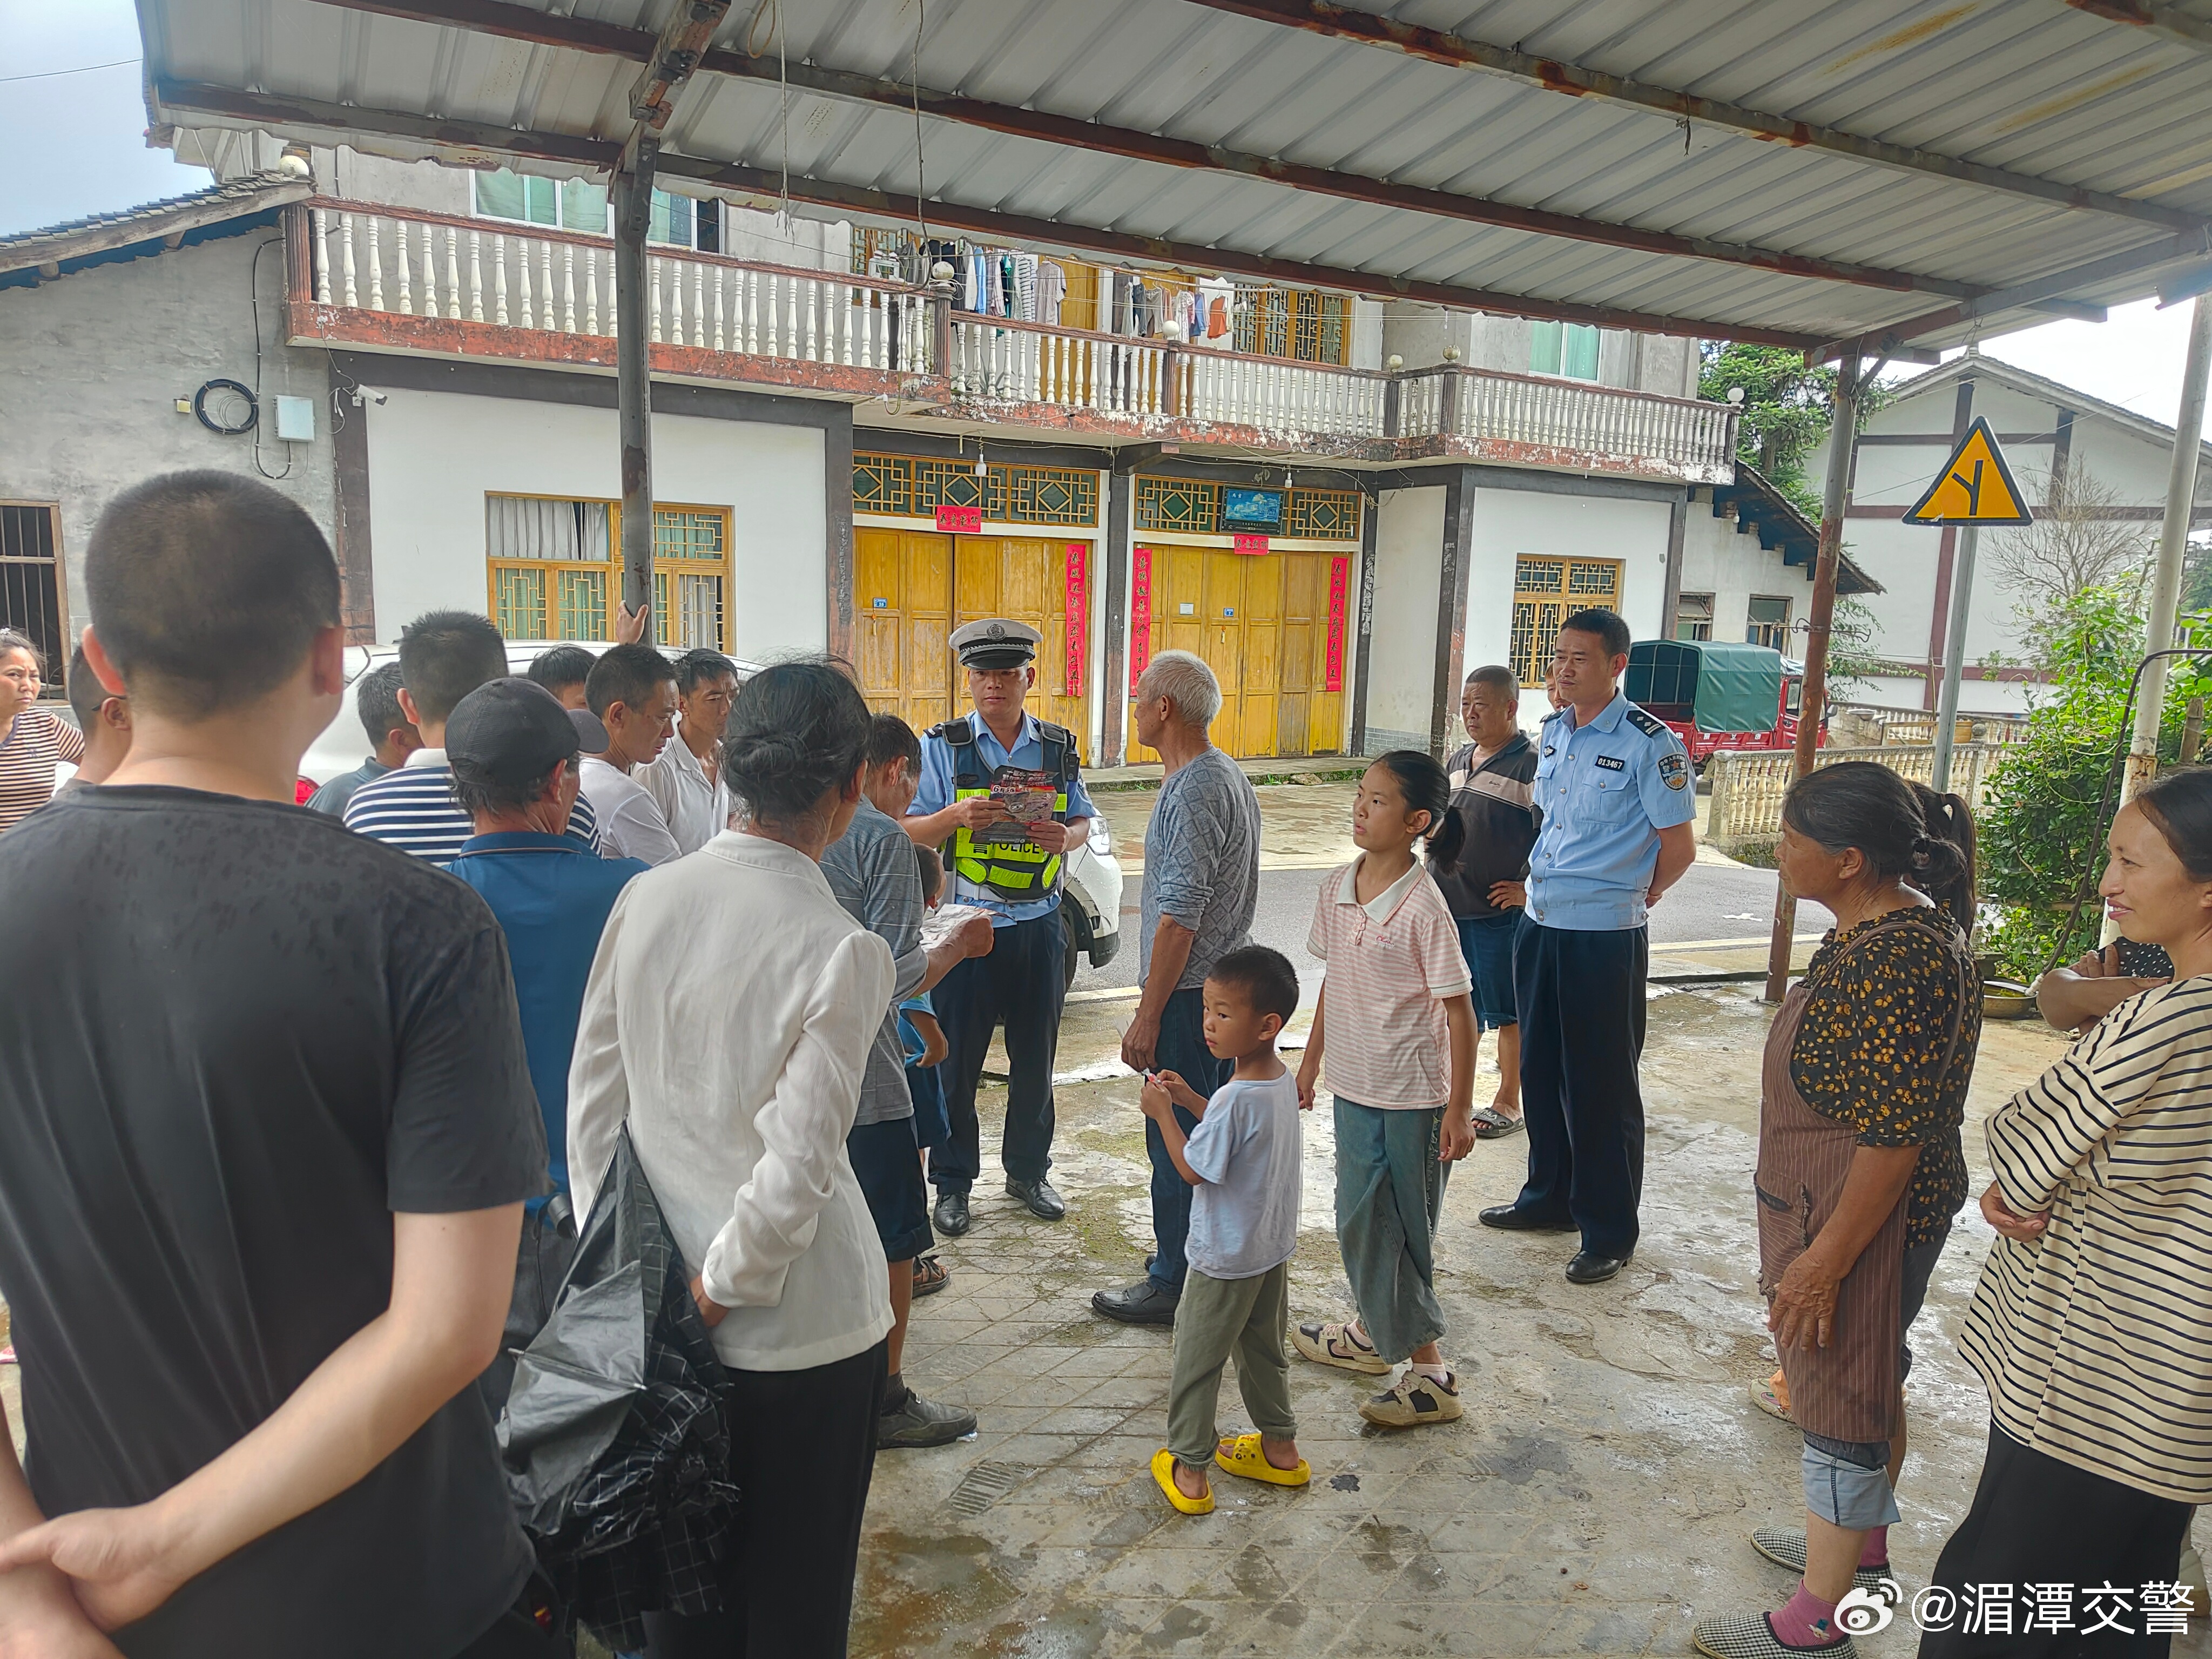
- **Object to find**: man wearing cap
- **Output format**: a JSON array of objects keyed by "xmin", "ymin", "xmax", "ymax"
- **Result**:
[
  {"xmin": 444, "ymin": 678, "xmax": 652, "ymax": 1390},
  {"xmin": 905, "ymin": 618, "xmax": 1097, "ymax": 1236}
]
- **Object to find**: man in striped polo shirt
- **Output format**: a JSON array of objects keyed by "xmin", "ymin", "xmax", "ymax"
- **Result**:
[{"xmin": 346, "ymin": 612, "xmax": 599, "ymax": 865}]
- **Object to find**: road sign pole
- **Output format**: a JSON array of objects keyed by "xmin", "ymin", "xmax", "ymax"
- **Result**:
[
  {"xmin": 1763, "ymin": 354, "xmax": 1860, "ymax": 1002},
  {"xmin": 2120, "ymin": 293, "xmax": 2212, "ymax": 810},
  {"xmin": 1930, "ymin": 524, "xmax": 1978, "ymax": 794}
]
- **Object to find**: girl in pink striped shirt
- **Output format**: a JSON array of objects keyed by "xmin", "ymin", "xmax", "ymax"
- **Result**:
[{"xmin": 1292, "ymin": 751, "xmax": 1480, "ymax": 1429}]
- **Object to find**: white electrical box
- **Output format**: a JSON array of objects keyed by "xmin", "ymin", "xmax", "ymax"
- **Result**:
[{"xmin": 273, "ymin": 395, "xmax": 316, "ymax": 442}]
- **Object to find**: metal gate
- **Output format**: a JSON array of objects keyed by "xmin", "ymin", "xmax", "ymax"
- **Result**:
[{"xmin": 0, "ymin": 504, "xmax": 66, "ymax": 691}]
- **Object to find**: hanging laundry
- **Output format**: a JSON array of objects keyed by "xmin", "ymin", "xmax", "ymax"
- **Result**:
[
  {"xmin": 1111, "ymin": 271, "xmax": 1131, "ymax": 335},
  {"xmin": 965, "ymin": 249, "xmax": 986, "ymax": 313},
  {"xmin": 999, "ymin": 253, "xmax": 1016, "ymax": 319},
  {"xmin": 1036, "ymin": 260, "xmax": 1067, "ymax": 326},
  {"xmin": 1012, "ymin": 253, "xmax": 1039, "ymax": 322}
]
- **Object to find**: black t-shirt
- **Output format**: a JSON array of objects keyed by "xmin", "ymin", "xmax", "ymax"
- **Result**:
[{"xmin": 0, "ymin": 787, "xmax": 546, "ymax": 1659}]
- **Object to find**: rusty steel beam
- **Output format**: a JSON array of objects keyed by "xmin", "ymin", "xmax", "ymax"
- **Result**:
[
  {"xmin": 698, "ymin": 51, "xmax": 1991, "ymax": 301},
  {"xmin": 2068, "ymin": 0, "xmax": 2212, "ymax": 56},
  {"xmin": 148, "ymin": 77, "xmax": 1833, "ymax": 346},
  {"xmin": 152, "ymin": 76, "xmax": 618, "ymax": 168},
  {"xmin": 652, "ymin": 152, "xmax": 1830, "ymax": 349},
  {"xmin": 628, "ymin": 0, "xmax": 730, "ymax": 135},
  {"xmin": 1178, "ymin": 0, "xmax": 2208, "ymax": 234},
  {"xmin": 298, "ymin": 0, "xmax": 1986, "ymax": 299},
  {"xmin": 1809, "ymin": 233, "xmax": 2212, "ymax": 360}
]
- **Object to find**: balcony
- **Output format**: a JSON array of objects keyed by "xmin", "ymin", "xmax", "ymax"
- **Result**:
[{"xmin": 288, "ymin": 201, "xmax": 1738, "ymax": 484}]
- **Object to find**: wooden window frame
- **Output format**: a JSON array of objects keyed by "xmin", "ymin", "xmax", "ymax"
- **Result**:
[
  {"xmin": 1508, "ymin": 555, "xmax": 1623, "ymax": 685},
  {"xmin": 484, "ymin": 493, "xmax": 735, "ymax": 652},
  {"xmin": 1746, "ymin": 594, "xmax": 1792, "ymax": 652}
]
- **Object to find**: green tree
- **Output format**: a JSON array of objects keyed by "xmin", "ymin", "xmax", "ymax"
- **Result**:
[
  {"xmin": 1698, "ymin": 342, "xmax": 1890, "ymax": 520},
  {"xmin": 1976, "ymin": 583, "xmax": 2212, "ymax": 979}
]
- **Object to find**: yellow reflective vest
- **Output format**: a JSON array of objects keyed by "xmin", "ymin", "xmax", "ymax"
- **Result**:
[{"xmin": 939, "ymin": 716, "xmax": 1077, "ymax": 902}]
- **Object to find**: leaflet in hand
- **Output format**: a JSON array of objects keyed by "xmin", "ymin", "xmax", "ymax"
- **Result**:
[
  {"xmin": 920, "ymin": 902, "xmax": 993, "ymax": 951},
  {"xmin": 976, "ymin": 768, "xmax": 1059, "ymax": 847}
]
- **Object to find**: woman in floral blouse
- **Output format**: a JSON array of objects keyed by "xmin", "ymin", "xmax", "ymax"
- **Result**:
[{"xmin": 1695, "ymin": 763, "xmax": 1981, "ymax": 1659}]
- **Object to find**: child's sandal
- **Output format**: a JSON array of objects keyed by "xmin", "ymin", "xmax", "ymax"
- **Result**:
[{"xmin": 1214, "ymin": 1433, "xmax": 1310, "ymax": 1487}]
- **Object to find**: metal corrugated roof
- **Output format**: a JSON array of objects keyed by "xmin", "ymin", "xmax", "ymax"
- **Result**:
[{"xmin": 136, "ymin": 0, "xmax": 2212, "ymax": 353}]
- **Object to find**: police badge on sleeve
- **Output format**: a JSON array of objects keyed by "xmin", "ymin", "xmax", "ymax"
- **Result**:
[{"xmin": 1658, "ymin": 751, "xmax": 1689, "ymax": 791}]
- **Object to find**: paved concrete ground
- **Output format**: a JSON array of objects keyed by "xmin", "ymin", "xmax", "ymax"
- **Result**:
[{"xmin": 860, "ymin": 990, "xmax": 2212, "ymax": 1657}]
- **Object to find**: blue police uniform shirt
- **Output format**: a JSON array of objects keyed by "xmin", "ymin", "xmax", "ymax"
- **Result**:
[
  {"xmin": 910, "ymin": 709, "xmax": 1097, "ymax": 927},
  {"xmin": 448, "ymin": 831, "xmax": 649, "ymax": 1206},
  {"xmin": 1525, "ymin": 691, "xmax": 1695, "ymax": 932}
]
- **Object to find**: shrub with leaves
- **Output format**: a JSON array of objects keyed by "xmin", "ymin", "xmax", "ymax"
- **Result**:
[{"xmin": 1977, "ymin": 584, "xmax": 2211, "ymax": 979}]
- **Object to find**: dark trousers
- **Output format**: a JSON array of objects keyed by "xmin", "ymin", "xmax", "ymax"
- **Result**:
[
  {"xmin": 643, "ymin": 1340, "xmax": 889, "ymax": 1659},
  {"xmin": 1919, "ymin": 1422, "xmax": 2194, "ymax": 1658},
  {"xmin": 931, "ymin": 909, "xmax": 1065, "ymax": 1192},
  {"xmin": 1144, "ymin": 984, "xmax": 1233, "ymax": 1292},
  {"xmin": 1510, "ymin": 914, "xmax": 1648, "ymax": 1259}
]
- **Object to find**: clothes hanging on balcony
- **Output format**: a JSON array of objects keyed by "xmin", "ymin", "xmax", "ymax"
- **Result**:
[
  {"xmin": 1011, "ymin": 253, "xmax": 1038, "ymax": 322},
  {"xmin": 1036, "ymin": 260, "xmax": 1067, "ymax": 326},
  {"xmin": 1109, "ymin": 271, "xmax": 1132, "ymax": 335},
  {"xmin": 963, "ymin": 250, "xmax": 986, "ymax": 313}
]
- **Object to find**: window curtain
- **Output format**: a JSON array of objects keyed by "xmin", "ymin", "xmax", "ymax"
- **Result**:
[{"xmin": 488, "ymin": 497, "xmax": 610, "ymax": 562}]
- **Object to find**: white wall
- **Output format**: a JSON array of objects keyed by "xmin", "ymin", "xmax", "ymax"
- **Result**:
[
  {"xmin": 0, "ymin": 230, "xmax": 338, "ymax": 632},
  {"xmin": 1674, "ymin": 490, "xmax": 1828, "ymax": 649},
  {"xmin": 1367, "ymin": 487, "xmax": 1447, "ymax": 750},
  {"xmin": 361, "ymin": 388, "xmax": 827, "ymax": 656},
  {"xmin": 1459, "ymin": 488, "xmax": 1674, "ymax": 726}
]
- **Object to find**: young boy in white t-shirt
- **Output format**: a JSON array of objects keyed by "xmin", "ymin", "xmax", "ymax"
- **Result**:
[{"xmin": 1141, "ymin": 945, "xmax": 1310, "ymax": 1514}]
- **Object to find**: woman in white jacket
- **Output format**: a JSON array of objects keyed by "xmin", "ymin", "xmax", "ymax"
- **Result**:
[{"xmin": 568, "ymin": 658, "xmax": 895, "ymax": 1658}]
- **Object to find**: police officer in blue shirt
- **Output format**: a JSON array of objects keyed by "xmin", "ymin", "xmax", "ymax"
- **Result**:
[
  {"xmin": 1479, "ymin": 608, "xmax": 1696, "ymax": 1285},
  {"xmin": 905, "ymin": 619, "xmax": 1097, "ymax": 1237}
]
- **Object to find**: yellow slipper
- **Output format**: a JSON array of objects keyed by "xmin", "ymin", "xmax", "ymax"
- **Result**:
[
  {"xmin": 1150, "ymin": 1448, "xmax": 1214, "ymax": 1515},
  {"xmin": 1213, "ymin": 1433, "xmax": 1311, "ymax": 1488}
]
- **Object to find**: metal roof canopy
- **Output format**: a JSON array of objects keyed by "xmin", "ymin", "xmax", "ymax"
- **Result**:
[{"xmin": 137, "ymin": 0, "xmax": 2212, "ymax": 359}]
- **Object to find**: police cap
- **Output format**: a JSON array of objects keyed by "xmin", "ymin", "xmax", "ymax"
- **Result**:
[{"xmin": 950, "ymin": 618, "xmax": 1041, "ymax": 671}]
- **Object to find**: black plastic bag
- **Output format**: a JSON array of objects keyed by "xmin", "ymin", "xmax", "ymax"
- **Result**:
[{"xmin": 500, "ymin": 1127, "xmax": 738, "ymax": 1650}]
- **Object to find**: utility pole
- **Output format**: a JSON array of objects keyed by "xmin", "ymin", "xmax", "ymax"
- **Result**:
[
  {"xmin": 613, "ymin": 149, "xmax": 657, "ymax": 622},
  {"xmin": 1764, "ymin": 354, "xmax": 1861, "ymax": 1001},
  {"xmin": 2118, "ymin": 293, "xmax": 2212, "ymax": 810},
  {"xmin": 1928, "ymin": 520, "xmax": 1978, "ymax": 793}
]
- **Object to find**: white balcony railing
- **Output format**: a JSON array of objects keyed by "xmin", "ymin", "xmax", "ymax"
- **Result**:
[
  {"xmin": 295, "ymin": 201, "xmax": 1738, "ymax": 478},
  {"xmin": 306, "ymin": 205, "xmax": 929, "ymax": 374}
]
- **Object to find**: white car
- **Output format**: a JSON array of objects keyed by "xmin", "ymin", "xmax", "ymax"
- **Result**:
[{"xmin": 306, "ymin": 640, "xmax": 1123, "ymax": 985}]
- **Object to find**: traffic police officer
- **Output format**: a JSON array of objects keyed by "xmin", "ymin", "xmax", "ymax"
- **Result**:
[
  {"xmin": 1479, "ymin": 606, "xmax": 1696, "ymax": 1285},
  {"xmin": 905, "ymin": 618, "xmax": 1097, "ymax": 1237}
]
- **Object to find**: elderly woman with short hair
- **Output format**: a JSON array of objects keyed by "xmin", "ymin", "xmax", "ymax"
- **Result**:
[
  {"xmin": 1919, "ymin": 767, "xmax": 2212, "ymax": 1659},
  {"xmin": 569, "ymin": 658, "xmax": 895, "ymax": 1658}
]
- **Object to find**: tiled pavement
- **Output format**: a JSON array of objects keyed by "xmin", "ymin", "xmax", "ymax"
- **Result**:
[{"xmin": 854, "ymin": 988, "xmax": 2210, "ymax": 1658}]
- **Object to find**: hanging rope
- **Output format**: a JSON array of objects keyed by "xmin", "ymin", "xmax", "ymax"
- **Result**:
[{"xmin": 911, "ymin": 0, "xmax": 930, "ymax": 248}]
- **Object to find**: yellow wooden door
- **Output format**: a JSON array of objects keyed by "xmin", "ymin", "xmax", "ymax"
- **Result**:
[
  {"xmin": 952, "ymin": 537, "xmax": 1090, "ymax": 750},
  {"xmin": 853, "ymin": 527, "xmax": 955, "ymax": 733},
  {"xmin": 1237, "ymin": 556, "xmax": 1284, "ymax": 759},
  {"xmin": 1278, "ymin": 554, "xmax": 1318, "ymax": 758},
  {"xmin": 1125, "ymin": 544, "xmax": 1207, "ymax": 764}
]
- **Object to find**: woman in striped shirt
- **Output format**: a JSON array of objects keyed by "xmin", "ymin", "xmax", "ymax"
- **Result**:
[
  {"xmin": 0, "ymin": 630, "xmax": 83, "ymax": 834},
  {"xmin": 1924, "ymin": 768, "xmax": 2212, "ymax": 1658}
]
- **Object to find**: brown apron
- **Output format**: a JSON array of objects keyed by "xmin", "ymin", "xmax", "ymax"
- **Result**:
[{"xmin": 1754, "ymin": 911, "xmax": 1969, "ymax": 1445}]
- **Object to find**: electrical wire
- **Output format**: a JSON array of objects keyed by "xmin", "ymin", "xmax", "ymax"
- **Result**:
[
  {"xmin": 0, "ymin": 57, "xmax": 138, "ymax": 85},
  {"xmin": 911, "ymin": 0, "xmax": 930, "ymax": 247},
  {"xmin": 248, "ymin": 237, "xmax": 293, "ymax": 480}
]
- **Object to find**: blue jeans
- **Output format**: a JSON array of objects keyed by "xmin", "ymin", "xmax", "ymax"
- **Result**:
[
  {"xmin": 1454, "ymin": 913, "xmax": 1519, "ymax": 1031},
  {"xmin": 1144, "ymin": 984, "xmax": 1232, "ymax": 1292}
]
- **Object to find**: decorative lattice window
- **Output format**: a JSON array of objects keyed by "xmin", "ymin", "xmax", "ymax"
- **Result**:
[
  {"xmin": 854, "ymin": 454, "xmax": 1100, "ymax": 527},
  {"xmin": 1509, "ymin": 555, "xmax": 1622, "ymax": 684},
  {"xmin": 1002, "ymin": 467, "xmax": 1097, "ymax": 527},
  {"xmin": 1568, "ymin": 561, "xmax": 1620, "ymax": 598},
  {"xmin": 853, "ymin": 452, "xmax": 914, "ymax": 516},
  {"xmin": 1135, "ymin": 477, "xmax": 1219, "ymax": 534},
  {"xmin": 1286, "ymin": 488, "xmax": 1360, "ymax": 542}
]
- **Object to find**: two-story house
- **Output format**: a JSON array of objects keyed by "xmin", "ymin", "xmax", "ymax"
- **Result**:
[{"xmin": 3, "ymin": 139, "xmax": 1872, "ymax": 764}]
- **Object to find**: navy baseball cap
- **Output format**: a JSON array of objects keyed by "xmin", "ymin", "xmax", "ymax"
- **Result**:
[{"xmin": 446, "ymin": 677, "xmax": 607, "ymax": 785}]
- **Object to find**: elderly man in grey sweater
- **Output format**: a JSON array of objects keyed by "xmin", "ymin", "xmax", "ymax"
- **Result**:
[{"xmin": 1093, "ymin": 651, "xmax": 1262, "ymax": 1326}]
